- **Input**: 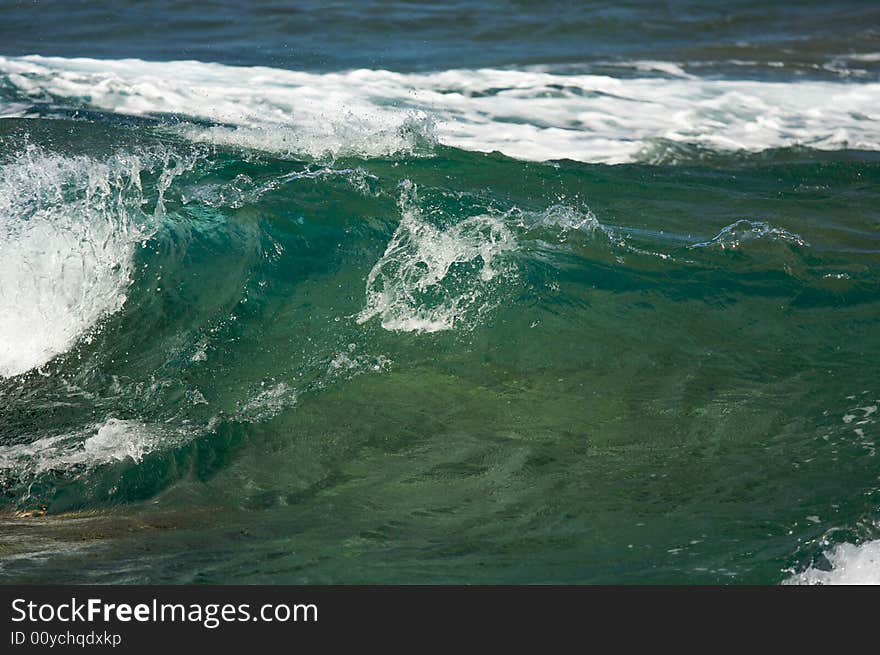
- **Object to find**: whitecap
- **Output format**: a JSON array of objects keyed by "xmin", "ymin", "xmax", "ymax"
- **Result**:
[
  {"xmin": 691, "ymin": 220, "xmax": 808, "ymax": 250},
  {"xmin": 357, "ymin": 181, "xmax": 517, "ymax": 333},
  {"xmin": 784, "ymin": 540, "xmax": 880, "ymax": 585},
  {"xmin": 0, "ymin": 146, "xmax": 198, "ymax": 378},
  {"xmin": 1, "ymin": 55, "xmax": 878, "ymax": 164},
  {"xmin": 0, "ymin": 148, "xmax": 148, "ymax": 377}
]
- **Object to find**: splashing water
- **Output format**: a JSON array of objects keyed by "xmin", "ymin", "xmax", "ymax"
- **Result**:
[
  {"xmin": 358, "ymin": 181, "xmax": 517, "ymax": 332},
  {"xmin": 0, "ymin": 148, "xmax": 155, "ymax": 377}
]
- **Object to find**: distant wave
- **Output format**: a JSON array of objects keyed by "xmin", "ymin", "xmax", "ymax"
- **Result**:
[{"xmin": 1, "ymin": 55, "xmax": 878, "ymax": 163}]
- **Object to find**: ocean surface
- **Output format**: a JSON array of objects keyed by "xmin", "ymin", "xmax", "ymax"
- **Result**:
[{"xmin": 0, "ymin": 1, "xmax": 878, "ymax": 584}]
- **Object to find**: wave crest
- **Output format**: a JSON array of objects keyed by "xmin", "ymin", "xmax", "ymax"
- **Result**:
[
  {"xmin": 692, "ymin": 219, "xmax": 808, "ymax": 250},
  {"xmin": 1, "ymin": 55, "xmax": 878, "ymax": 163},
  {"xmin": 357, "ymin": 181, "xmax": 517, "ymax": 332},
  {"xmin": 0, "ymin": 146, "xmax": 192, "ymax": 378}
]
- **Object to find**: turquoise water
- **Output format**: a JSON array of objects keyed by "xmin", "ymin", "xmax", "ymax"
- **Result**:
[{"xmin": 0, "ymin": 2, "xmax": 879, "ymax": 584}]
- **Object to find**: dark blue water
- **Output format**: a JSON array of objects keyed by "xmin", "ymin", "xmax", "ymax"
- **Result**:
[{"xmin": 2, "ymin": 1, "xmax": 879, "ymax": 76}]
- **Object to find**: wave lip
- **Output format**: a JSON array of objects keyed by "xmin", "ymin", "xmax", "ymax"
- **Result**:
[
  {"xmin": 1, "ymin": 55, "xmax": 878, "ymax": 163},
  {"xmin": 0, "ymin": 148, "xmax": 147, "ymax": 378}
]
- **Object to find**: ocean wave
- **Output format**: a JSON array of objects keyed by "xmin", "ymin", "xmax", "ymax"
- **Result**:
[
  {"xmin": 235, "ymin": 382, "xmax": 297, "ymax": 423},
  {"xmin": 0, "ymin": 146, "xmax": 189, "ymax": 378},
  {"xmin": 357, "ymin": 181, "xmax": 517, "ymax": 332},
  {"xmin": 1, "ymin": 55, "xmax": 878, "ymax": 164}
]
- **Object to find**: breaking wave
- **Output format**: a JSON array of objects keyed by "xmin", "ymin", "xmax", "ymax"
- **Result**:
[
  {"xmin": 1, "ymin": 55, "xmax": 878, "ymax": 163},
  {"xmin": 0, "ymin": 146, "xmax": 191, "ymax": 378}
]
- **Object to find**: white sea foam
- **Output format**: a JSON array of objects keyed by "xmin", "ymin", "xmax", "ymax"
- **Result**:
[
  {"xmin": 1, "ymin": 55, "xmax": 878, "ymax": 163},
  {"xmin": 785, "ymin": 540, "xmax": 880, "ymax": 585},
  {"xmin": 357, "ymin": 181, "xmax": 517, "ymax": 332},
  {"xmin": 0, "ymin": 418, "xmax": 159, "ymax": 477},
  {"xmin": 0, "ymin": 148, "xmax": 154, "ymax": 378},
  {"xmin": 236, "ymin": 382, "xmax": 297, "ymax": 423},
  {"xmin": 692, "ymin": 220, "xmax": 808, "ymax": 250}
]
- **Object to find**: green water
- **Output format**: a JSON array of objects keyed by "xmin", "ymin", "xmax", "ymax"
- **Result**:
[{"xmin": 1, "ymin": 117, "xmax": 878, "ymax": 583}]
